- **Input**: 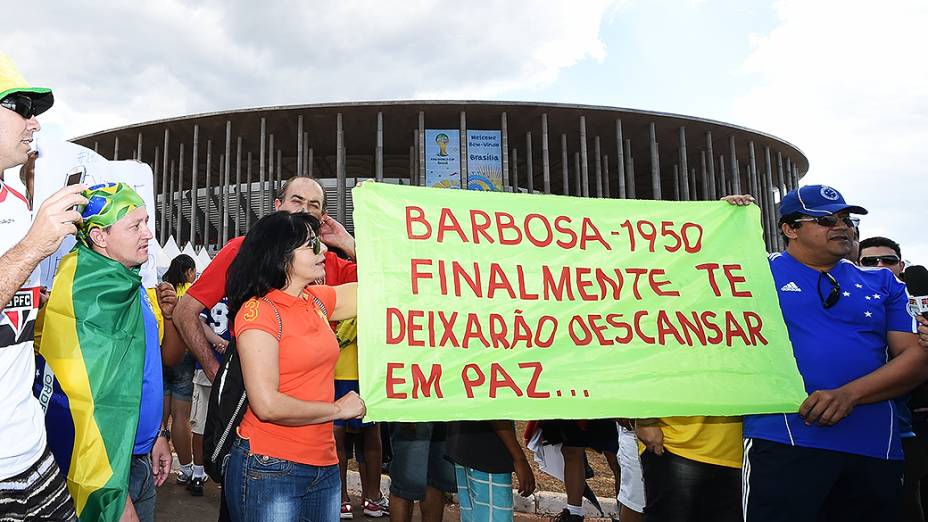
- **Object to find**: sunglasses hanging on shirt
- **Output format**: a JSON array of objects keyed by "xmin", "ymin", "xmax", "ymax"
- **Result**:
[{"xmin": 818, "ymin": 271, "xmax": 841, "ymax": 309}]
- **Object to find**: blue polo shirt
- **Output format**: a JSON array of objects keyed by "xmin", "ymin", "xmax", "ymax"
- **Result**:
[
  {"xmin": 743, "ymin": 253, "xmax": 917, "ymax": 460},
  {"xmin": 134, "ymin": 288, "xmax": 164, "ymax": 455}
]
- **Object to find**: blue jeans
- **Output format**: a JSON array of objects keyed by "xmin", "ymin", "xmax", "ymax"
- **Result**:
[
  {"xmin": 224, "ymin": 437, "xmax": 340, "ymax": 522},
  {"xmin": 129, "ymin": 455, "xmax": 156, "ymax": 522}
]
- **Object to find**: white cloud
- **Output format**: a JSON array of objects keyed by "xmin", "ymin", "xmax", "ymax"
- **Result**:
[
  {"xmin": 732, "ymin": 0, "xmax": 928, "ymax": 264},
  {"xmin": 2, "ymin": 0, "xmax": 615, "ymax": 138}
]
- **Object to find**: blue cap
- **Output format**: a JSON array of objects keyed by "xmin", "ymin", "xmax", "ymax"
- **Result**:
[{"xmin": 778, "ymin": 184, "xmax": 868, "ymax": 219}]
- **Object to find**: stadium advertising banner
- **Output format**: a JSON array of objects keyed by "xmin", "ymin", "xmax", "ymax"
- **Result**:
[
  {"xmin": 466, "ymin": 130, "xmax": 503, "ymax": 191},
  {"xmin": 354, "ymin": 183, "xmax": 806, "ymax": 421},
  {"xmin": 425, "ymin": 129, "xmax": 461, "ymax": 189}
]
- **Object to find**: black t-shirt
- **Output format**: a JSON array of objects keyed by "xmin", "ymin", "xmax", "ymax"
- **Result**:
[{"xmin": 445, "ymin": 421, "xmax": 516, "ymax": 474}]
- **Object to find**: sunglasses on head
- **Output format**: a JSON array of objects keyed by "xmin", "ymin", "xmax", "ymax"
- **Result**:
[
  {"xmin": 0, "ymin": 94, "xmax": 38, "ymax": 119},
  {"xmin": 818, "ymin": 271, "xmax": 841, "ymax": 309},
  {"xmin": 793, "ymin": 215, "xmax": 858, "ymax": 228},
  {"xmin": 860, "ymin": 255, "xmax": 900, "ymax": 267}
]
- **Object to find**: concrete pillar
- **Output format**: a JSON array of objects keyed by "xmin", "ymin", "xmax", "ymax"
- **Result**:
[
  {"xmin": 337, "ymin": 113, "xmax": 346, "ymax": 223},
  {"xmin": 560, "ymin": 134, "xmax": 568, "ymax": 196},
  {"xmin": 153, "ymin": 146, "xmax": 160, "ymax": 236},
  {"xmin": 776, "ymin": 151, "xmax": 786, "ymax": 199},
  {"xmin": 176, "ymin": 142, "xmax": 184, "ymax": 242},
  {"xmin": 501, "ymin": 112, "xmax": 509, "ymax": 191},
  {"xmin": 459, "ymin": 111, "xmax": 466, "ymax": 188},
  {"xmin": 616, "ymin": 120, "xmax": 626, "ymax": 198},
  {"xmin": 235, "ymin": 136, "xmax": 242, "ymax": 236},
  {"xmin": 113, "ymin": 136, "xmax": 119, "ymax": 161},
  {"xmin": 223, "ymin": 120, "xmax": 231, "ymax": 244},
  {"xmin": 296, "ymin": 115, "xmax": 304, "ymax": 177},
  {"xmin": 511, "ymin": 147, "xmax": 519, "ymax": 192},
  {"xmin": 259, "ymin": 117, "xmax": 267, "ymax": 215},
  {"xmin": 624, "ymin": 139, "xmax": 635, "ymax": 198},
  {"xmin": 526, "ymin": 132, "xmax": 534, "ymax": 193},
  {"xmin": 204, "ymin": 140, "xmax": 212, "ymax": 249},
  {"xmin": 603, "ymin": 155, "xmax": 610, "ymax": 198},
  {"xmin": 729, "ymin": 136, "xmax": 741, "ymax": 194},
  {"xmin": 594, "ymin": 135, "xmax": 603, "ymax": 198},
  {"xmin": 268, "ymin": 133, "xmax": 275, "ymax": 203},
  {"xmin": 189, "ymin": 126, "xmax": 198, "ymax": 247},
  {"xmin": 649, "ymin": 123, "xmax": 661, "ymax": 200},
  {"xmin": 579, "ymin": 116, "xmax": 589, "ymax": 197},
  {"xmin": 376, "ymin": 112, "xmax": 384, "ymax": 182},
  {"xmin": 541, "ymin": 114, "xmax": 551, "ymax": 194},
  {"xmin": 679, "ymin": 127, "xmax": 690, "ymax": 200},
  {"xmin": 705, "ymin": 132, "xmax": 716, "ymax": 200},
  {"xmin": 246, "ymin": 151, "xmax": 253, "ymax": 229},
  {"xmin": 160, "ymin": 129, "xmax": 170, "ymax": 244},
  {"xmin": 573, "ymin": 152, "xmax": 581, "ymax": 197},
  {"xmin": 718, "ymin": 154, "xmax": 731, "ymax": 197}
]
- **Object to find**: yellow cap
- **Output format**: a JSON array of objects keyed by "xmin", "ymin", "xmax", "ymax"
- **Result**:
[{"xmin": 0, "ymin": 52, "xmax": 53, "ymax": 115}]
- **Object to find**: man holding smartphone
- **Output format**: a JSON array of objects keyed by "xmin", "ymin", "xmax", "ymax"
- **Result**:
[{"xmin": 0, "ymin": 52, "xmax": 87, "ymax": 521}]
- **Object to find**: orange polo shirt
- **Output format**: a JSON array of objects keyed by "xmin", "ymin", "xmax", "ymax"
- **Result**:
[{"xmin": 234, "ymin": 285, "xmax": 339, "ymax": 466}]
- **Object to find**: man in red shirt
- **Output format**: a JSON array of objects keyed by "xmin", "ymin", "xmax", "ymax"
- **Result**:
[
  {"xmin": 173, "ymin": 177, "xmax": 357, "ymax": 520},
  {"xmin": 175, "ymin": 176, "xmax": 356, "ymax": 381}
]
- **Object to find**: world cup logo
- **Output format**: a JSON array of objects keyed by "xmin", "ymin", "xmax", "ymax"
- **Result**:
[{"xmin": 435, "ymin": 133, "xmax": 450, "ymax": 156}]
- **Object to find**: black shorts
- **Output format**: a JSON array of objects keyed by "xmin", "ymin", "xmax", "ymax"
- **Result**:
[
  {"xmin": 743, "ymin": 438, "xmax": 903, "ymax": 522},
  {"xmin": 539, "ymin": 419, "xmax": 618, "ymax": 454}
]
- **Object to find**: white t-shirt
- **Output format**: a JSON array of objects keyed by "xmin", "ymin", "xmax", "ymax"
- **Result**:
[{"xmin": 0, "ymin": 181, "xmax": 45, "ymax": 479}]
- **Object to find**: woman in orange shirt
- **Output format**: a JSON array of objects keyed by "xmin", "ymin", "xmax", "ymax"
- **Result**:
[{"xmin": 223, "ymin": 211, "xmax": 364, "ymax": 522}]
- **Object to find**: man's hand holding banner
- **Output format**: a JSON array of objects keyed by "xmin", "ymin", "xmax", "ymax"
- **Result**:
[{"xmin": 354, "ymin": 183, "xmax": 806, "ymax": 421}]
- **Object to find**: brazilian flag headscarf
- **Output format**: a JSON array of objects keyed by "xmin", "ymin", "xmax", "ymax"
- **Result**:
[{"xmin": 34, "ymin": 182, "xmax": 157, "ymax": 521}]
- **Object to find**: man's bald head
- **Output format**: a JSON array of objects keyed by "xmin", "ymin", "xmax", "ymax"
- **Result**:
[{"xmin": 275, "ymin": 176, "xmax": 326, "ymax": 219}]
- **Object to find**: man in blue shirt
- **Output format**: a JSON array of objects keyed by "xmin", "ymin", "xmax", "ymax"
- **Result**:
[{"xmin": 740, "ymin": 185, "xmax": 928, "ymax": 521}]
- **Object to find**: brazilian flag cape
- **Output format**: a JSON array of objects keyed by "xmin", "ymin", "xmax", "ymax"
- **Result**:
[{"xmin": 34, "ymin": 243, "xmax": 150, "ymax": 521}]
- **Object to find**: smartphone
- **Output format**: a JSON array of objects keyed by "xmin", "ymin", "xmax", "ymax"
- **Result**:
[
  {"xmin": 65, "ymin": 166, "xmax": 86, "ymax": 187},
  {"xmin": 65, "ymin": 166, "xmax": 87, "ymax": 214}
]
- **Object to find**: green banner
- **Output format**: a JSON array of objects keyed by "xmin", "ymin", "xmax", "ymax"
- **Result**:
[{"xmin": 354, "ymin": 183, "xmax": 806, "ymax": 421}]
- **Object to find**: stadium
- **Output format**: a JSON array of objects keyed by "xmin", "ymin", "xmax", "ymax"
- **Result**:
[{"xmin": 71, "ymin": 101, "xmax": 808, "ymax": 253}]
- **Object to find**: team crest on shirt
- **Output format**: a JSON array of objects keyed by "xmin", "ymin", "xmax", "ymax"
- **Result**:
[
  {"xmin": 820, "ymin": 186, "xmax": 839, "ymax": 201},
  {"xmin": 1, "ymin": 287, "xmax": 39, "ymax": 346}
]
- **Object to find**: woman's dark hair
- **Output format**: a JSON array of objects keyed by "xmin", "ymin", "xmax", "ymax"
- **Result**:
[
  {"xmin": 163, "ymin": 254, "xmax": 196, "ymax": 288},
  {"xmin": 226, "ymin": 211, "xmax": 321, "ymax": 322}
]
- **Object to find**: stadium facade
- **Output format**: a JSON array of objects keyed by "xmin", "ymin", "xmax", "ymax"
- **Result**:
[{"xmin": 71, "ymin": 101, "xmax": 807, "ymax": 253}]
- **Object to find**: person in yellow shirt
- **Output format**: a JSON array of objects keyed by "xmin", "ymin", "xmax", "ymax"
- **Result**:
[{"xmin": 635, "ymin": 416, "xmax": 742, "ymax": 521}]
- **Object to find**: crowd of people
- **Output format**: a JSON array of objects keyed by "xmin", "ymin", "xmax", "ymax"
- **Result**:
[{"xmin": 3, "ymin": 53, "xmax": 928, "ymax": 522}]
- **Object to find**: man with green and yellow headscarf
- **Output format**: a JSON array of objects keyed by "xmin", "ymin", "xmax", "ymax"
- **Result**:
[{"xmin": 36, "ymin": 182, "xmax": 184, "ymax": 522}]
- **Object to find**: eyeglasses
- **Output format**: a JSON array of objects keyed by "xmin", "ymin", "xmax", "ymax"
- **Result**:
[
  {"xmin": 793, "ymin": 215, "xmax": 858, "ymax": 228},
  {"xmin": 0, "ymin": 94, "xmax": 38, "ymax": 119},
  {"xmin": 818, "ymin": 271, "xmax": 841, "ymax": 309},
  {"xmin": 860, "ymin": 255, "xmax": 900, "ymax": 267}
]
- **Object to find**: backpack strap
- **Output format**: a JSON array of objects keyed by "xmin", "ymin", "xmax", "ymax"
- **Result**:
[
  {"xmin": 257, "ymin": 296, "xmax": 283, "ymax": 341},
  {"xmin": 310, "ymin": 294, "xmax": 328, "ymax": 319}
]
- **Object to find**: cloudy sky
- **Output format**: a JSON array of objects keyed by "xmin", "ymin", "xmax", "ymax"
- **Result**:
[{"xmin": 4, "ymin": 0, "xmax": 926, "ymax": 262}]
